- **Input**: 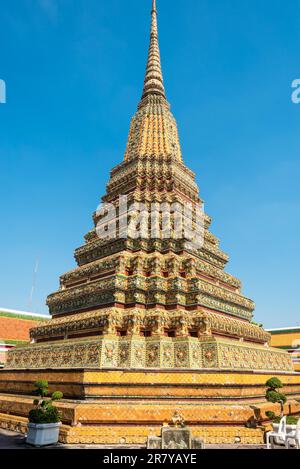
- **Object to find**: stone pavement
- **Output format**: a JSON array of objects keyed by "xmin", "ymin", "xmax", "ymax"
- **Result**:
[{"xmin": 0, "ymin": 429, "xmax": 290, "ymax": 450}]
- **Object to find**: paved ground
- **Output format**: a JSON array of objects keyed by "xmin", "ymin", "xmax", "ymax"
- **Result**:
[{"xmin": 0, "ymin": 429, "xmax": 291, "ymax": 450}]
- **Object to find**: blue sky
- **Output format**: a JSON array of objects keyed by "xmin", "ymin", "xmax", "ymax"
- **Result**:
[{"xmin": 0, "ymin": 0, "xmax": 299, "ymax": 327}]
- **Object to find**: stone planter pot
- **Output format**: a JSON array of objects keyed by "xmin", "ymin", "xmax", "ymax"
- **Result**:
[
  {"xmin": 26, "ymin": 422, "xmax": 61, "ymax": 447},
  {"xmin": 272, "ymin": 423, "xmax": 297, "ymax": 446}
]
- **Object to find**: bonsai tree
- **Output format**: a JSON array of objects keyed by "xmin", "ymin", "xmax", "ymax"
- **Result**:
[
  {"xmin": 265, "ymin": 377, "xmax": 287, "ymax": 418},
  {"xmin": 29, "ymin": 380, "xmax": 63, "ymax": 424}
]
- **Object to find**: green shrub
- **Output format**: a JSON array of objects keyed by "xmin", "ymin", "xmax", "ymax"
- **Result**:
[
  {"xmin": 29, "ymin": 406, "xmax": 61, "ymax": 424},
  {"xmin": 278, "ymin": 392, "xmax": 287, "ymax": 404},
  {"xmin": 265, "ymin": 411, "xmax": 276, "ymax": 420},
  {"xmin": 28, "ymin": 381, "xmax": 63, "ymax": 424},
  {"xmin": 33, "ymin": 380, "xmax": 49, "ymax": 397},
  {"xmin": 29, "ymin": 408, "xmax": 46, "ymax": 424},
  {"xmin": 265, "ymin": 377, "xmax": 291, "ymax": 420},
  {"xmin": 34, "ymin": 380, "xmax": 48, "ymax": 389},
  {"xmin": 266, "ymin": 378, "xmax": 283, "ymax": 390},
  {"xmin": 265, "ymin": 410, "xmax": 299, "ymax": 425},
  {"xmin": 52, "ymin": 391, "xmax": 63, "ymax": 401},
  {"xmin": 266, "ymin": 389, "xmax": 287, "ymax": 404},
  {"xmin": 265, "ymin": 378, "xmax": 299, "ymax": 425},
  {"xmin": 273, "ymin": 416, "xmax": 299, "ymax": 425},
  {"xmin": 265, "ymin": 377, "xmax": 286, "ymax": 407}
]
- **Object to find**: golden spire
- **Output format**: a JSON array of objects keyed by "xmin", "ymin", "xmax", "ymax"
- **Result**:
[
  {"xmin": 124, "ymin": 0, "xmax": 184, "ymax": 164},
  {"xmin": 141, "ymin": 0, "xmax": 166, "ymax": 100}
]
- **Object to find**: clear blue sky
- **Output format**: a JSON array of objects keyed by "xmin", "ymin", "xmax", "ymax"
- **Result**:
[{"xmin": 0, "ymin": 0, "xmax": 299, "ymax": 328}]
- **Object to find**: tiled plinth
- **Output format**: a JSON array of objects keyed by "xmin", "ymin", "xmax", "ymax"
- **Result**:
[{"xmin": 0, "ymin": 369, "xmax": 300, "ymax": 444}]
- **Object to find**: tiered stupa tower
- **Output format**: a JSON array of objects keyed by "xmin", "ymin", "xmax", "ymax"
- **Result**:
[{"xmin": 0, "ymin": 0, "xmax": 299, "ymax": 445}]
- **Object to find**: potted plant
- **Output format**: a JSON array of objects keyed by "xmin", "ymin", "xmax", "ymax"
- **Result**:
[
  {"xmin": 265, "ymin": 377, "xmax": 299, "ymax": 445},
  {"xmin": 26, "ymin": 380, "xmax": 63, "ymax": 447}
]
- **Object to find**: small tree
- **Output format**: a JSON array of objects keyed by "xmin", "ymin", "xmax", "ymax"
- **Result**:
[
  {"xmin": 29, "ymin": 381, "xmax": 63, "ymax": 424},
  {"xmin": 265, "ymin": 377, "xmax": 287, "ymax": 418}
]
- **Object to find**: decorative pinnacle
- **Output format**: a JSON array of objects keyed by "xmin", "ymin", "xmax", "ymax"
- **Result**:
[{"xmin": 141, "ymin": 0, "xmax": 166, "ymax": 100}]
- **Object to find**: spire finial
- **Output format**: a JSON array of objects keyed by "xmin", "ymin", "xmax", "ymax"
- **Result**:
[{"xmin": 141, "ymin": 0, "xmax": 166, "ymax": 101}]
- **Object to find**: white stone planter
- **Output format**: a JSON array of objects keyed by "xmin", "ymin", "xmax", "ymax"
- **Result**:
[
  {"xmin": 272, "ymin": 423, "xmax": 297, "ymax": 446},
  {"xmin": 26, "ymin": 422, "xmax": 61, "ymax": 447}
]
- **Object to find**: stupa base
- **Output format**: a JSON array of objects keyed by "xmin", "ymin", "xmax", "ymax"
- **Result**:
[
  {"xmin": 0, "ymin": 411, "xmax": 268, "ymax": 445},
  {"xmin": 0, "ymin": 368, "xmax": 300, "ymax": 445}
]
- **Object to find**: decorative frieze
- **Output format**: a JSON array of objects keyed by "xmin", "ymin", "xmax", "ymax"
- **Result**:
[
  {"xmin": 30, "ymin": 308, "xmax": 270, "ymax": 344},
  {"xmin": 48, "ymin": 270, "xmax": 253, "ymax": 319},
  {"xmin": 6, "ymin": 334, "xmax": 293, "ymax": 372}
]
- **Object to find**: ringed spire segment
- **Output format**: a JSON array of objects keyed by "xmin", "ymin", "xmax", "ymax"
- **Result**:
[{"xmin": 141, "ymin": 0, "xmax": 166, "ymax": 100}]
